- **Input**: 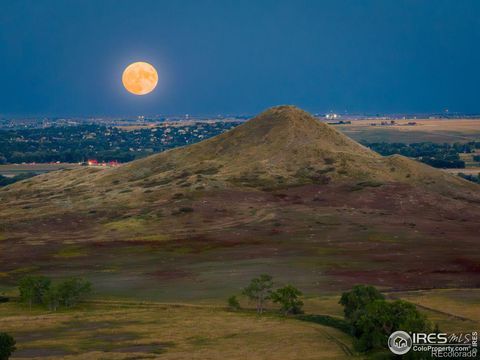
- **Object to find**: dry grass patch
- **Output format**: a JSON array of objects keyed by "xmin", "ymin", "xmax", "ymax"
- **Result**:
[{"xmin": 0, "ymin": 301, "xmax": 357, "ymax": 360}]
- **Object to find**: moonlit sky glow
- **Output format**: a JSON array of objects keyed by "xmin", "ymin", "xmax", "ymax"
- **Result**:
[{"xmin": 1, "ymin": 0, "xmax": 480, "ymax": 116}]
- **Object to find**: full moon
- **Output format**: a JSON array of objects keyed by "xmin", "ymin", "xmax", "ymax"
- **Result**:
[{"xmin": 122, "ymin": 61, "xmax": 158, "ymax": 95}]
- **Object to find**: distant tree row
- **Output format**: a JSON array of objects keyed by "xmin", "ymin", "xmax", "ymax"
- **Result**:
[
  {"xmin": 363, "ymin": 141, "xmax": 480, "ymax": 169},
  {"xmin": 458, "ymin": 172, "xmax": 480, "ymax": 184},
  {"xmin": 0, "ymin": 173, "xmax": 36, "ymax": 187},
  {"xmin": 19, "ymin": 275, "xmax": 92, "ymax": 311}
]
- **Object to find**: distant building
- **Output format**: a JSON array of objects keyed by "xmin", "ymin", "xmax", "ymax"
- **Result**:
[
  {"xmin": 325, "ymin": 113, "xmax": 339, "ymax": 120},
  {"xmin": 87, "ymin": 159, "xmax": 120, "ymax": 167}
]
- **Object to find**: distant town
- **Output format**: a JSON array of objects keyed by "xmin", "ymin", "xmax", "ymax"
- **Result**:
[
  {"xmin": 1, "ymin": 111, "xmax": 479, "ymax": 130},
  {"xmin": 1, "ymin": 113, "xmax": 479, "ymax": 186}
]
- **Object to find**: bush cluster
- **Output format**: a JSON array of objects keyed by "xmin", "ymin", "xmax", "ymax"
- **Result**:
[{"xmin": 19, "ymin": 275, "xmax": 92, "ymax": 311}]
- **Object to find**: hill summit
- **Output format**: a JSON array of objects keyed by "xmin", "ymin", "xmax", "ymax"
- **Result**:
[
  {"xmin": 101, "ymin": 105, "xmax": 467, "ymax": 189},
  {"xmin": 102, "ymin": 105, "xmax": 382, "ymax": 187}
]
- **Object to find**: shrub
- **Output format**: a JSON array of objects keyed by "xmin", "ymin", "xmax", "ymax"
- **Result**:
[
  {"xmin": 227, "ymin": 295, "xmax": 241, "ymax": 311},
  {"xmin": 324, "ymin": 157, "xmax": 335, "ymax": 165},
  {"xmin": 271, "ymin": 285, "xmax": 304, "ymax": 315},
  {"xmin": 0, "ymin": 333, "xmax": 16, "ymax": 360}
]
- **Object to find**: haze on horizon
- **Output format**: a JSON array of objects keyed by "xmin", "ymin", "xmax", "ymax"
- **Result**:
[{"xmin": 1, "ymin": 0, "xmax": 480, "ymax": 117}]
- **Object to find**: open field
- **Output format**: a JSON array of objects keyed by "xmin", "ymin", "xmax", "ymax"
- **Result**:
[
  {"xmin": 0, "ymin": 288, "xmax": 478, "ymax": 359},
  {"xmin": 390, "ymin": 288, "xmax": 480, "ymax": 331},
  {"xmin": 0, "ymin": 300, "xmax": 356, "ymax": 360},
  {"xmin": 0, "ymin": 164, "xmax": 81, "ymax": 177},
  {"xmin": 116, "ymin": 118, "xmax": 480, "ymax": 143},
  {"xmin": 442, "ymin": 167, "xmax": 480, "ymax": 176},
  {"xmin": 334, "ymin": 118, "xmax": 480, "ymax": 143}
]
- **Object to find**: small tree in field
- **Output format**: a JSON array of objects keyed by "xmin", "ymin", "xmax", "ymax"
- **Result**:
[
  {"xmin": 227, "ymin": 295, "xmax": 241, "ymax": 311},
  {"xmin": 0, "ymin": 332, "xmax": 16, "ymax": 360},
  {"xmin": 271, "ymin": 285, "xmax": 304, "ymax": 315},
  {"xmin": 242, "ymin": 274, "xmax": 273, "ymax": 314},
  {"xmin": 57, "ymin": 277, "xmax": 92, "ymax": 308},
  {"xmin": 18, "ymin": 275, "xmax": 51, "ymax": 309}
]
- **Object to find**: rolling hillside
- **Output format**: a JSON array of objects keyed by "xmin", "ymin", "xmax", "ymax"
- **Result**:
[
  {"xmin": 0, "ymin": 106, "xmax": 479, "ymax": 296},
  {"xmin": 0, "ymin": 106, "xmax": 477, "ymax": 221}
]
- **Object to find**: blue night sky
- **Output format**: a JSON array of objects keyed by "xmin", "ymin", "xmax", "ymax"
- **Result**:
[{"xmin": 1, "ymin": 0, "xmax": 479, "ymax": 116}]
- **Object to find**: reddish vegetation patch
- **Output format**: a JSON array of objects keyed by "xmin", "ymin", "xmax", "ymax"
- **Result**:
[
  {"xmin": 326, "ymin": 268, "xmax": 480, "ymax": 291},
  {"xmin": 147, "ymin": 269, "xmax": 193, "ymax": 280},
  {"xmin": 278, "ymin": 183, "xmax": 478, "ymax": 219},
  {"xmin": 13, "ymin": 348, "xmax": 75, "ymax": 358},
  {"xmin": 452, "ymin": 257, "xmax": 480, "ymax": 273},
  {"xmin": 0, "ymin": 182, "xmax": 479, "ymax": 294}
]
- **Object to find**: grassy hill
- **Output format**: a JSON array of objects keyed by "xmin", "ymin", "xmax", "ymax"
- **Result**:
[
  {"xmin": 0, "ymin": 106, "xmax": 479, "ymax": 299},
  {"xmin": 0, "ymin": 106, "xmax": 477, "ymax": 221}
]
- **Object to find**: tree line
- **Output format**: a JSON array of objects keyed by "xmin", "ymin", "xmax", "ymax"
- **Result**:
[
  {"xmin": 18, "ymin": 275, "xmax": 92, "ymax": 311},
  {"xmin": 0, "ymin": 173, "xmax": 37, "ymax": 187},
  {"xmin": 364, "ymin": 141, "xmax": 480, "ymax": 169}
]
